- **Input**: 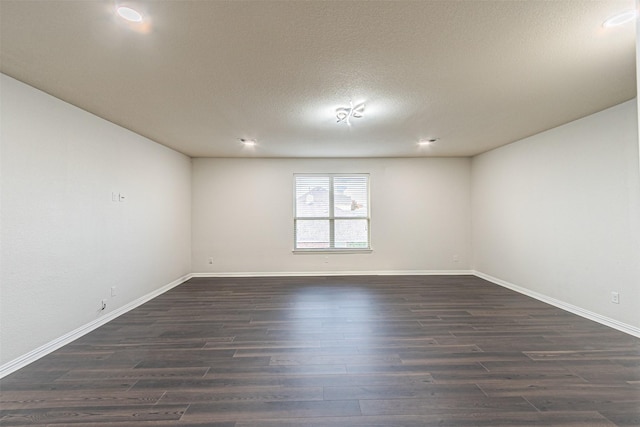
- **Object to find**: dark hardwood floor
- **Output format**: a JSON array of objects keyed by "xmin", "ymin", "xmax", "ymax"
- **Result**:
[{"xmin": 1, "ymin": 275, "xmax": 639, "ymax": 426}]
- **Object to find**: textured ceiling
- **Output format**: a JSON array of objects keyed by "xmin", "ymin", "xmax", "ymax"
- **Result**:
[{"xmin": 0, "ymin": 0, "xmax": 636, "ymax": 158}]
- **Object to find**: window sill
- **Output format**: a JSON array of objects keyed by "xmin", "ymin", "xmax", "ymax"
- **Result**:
[{"xmin": 292, "ymin": 249, "xmax": 373, "ymax": 254}]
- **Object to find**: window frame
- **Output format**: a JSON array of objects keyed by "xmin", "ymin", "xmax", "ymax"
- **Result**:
[{"xmin": 293, "ymin": 173, "xmax": 371, "ymax": 253}]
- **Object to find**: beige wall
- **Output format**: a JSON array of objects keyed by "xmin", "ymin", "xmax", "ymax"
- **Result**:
[
  {"xmin": 192, "ymin": 157, "xmax": 472, "ymax": 274},
  {"xmin": 472, "ymin": 100, "xmax": 640, "ymax": 330},
  {"xmin": 0, "ymin": 75, "xmax": 192, "ymax": 365}
]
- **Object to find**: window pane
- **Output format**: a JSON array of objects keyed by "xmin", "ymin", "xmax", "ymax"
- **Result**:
[
  {"xmin": 295, "ymin": 220, "xmax": 330, "ymax": 249},
  {"xmin": 334, "ymin": 176, "xmax": 368, "ymax": 218},
  {"xmin": 335, "ymin": 219, "xmax": 369, "ymax": 249},
  {"xmin": 295, "ymin": 176, "xmax": 330, "ymax": 218}
]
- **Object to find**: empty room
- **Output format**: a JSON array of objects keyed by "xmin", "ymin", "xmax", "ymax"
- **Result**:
[{"xmin": 1, "ymin": 0, "xmax": 639, "ymax": 425}]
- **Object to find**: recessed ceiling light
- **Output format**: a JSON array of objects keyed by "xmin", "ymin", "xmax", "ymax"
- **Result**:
[
  {"xmin": 240, "ymin": 138, "xmax": 257, "ymax": 147},
  {"xmin": 603, "ymin": 9, "xmax": 637, "ymax": 27},
  {"xmin": 116, "ymin": 6, "xmax": 143, "ymax": 23},
  {"xmin": 418, "ymin": 138, "xmax": 438, "ymax": 146}
]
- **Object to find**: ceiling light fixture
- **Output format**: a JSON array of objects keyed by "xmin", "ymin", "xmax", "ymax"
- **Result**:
[
  {"xmin": 336, "ymin": 101, "xmax": 365, "ymax": 126},
  {"xmin": 116, "ymin": 6, "xmax": 143, "ymax": 23},
  {"xmin": 240, "ymin": 138, "xmax": 257, "ymax": 147},
  {"xmin": 603, "ymin": 9, "xmax": 637, "ymax": 27},
  {"xmin": 418, "ymin": 138, "xmax": 438, "ymax": 146}
]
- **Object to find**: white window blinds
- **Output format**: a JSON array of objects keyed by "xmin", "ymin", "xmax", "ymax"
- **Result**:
[{"xmin": 294, "ymin": 174, "xmax": 370, "ymax": 250}]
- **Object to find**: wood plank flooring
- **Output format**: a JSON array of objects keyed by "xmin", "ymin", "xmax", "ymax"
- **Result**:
[{"xmin": 1, "ymin": 275, "xmax": 639, "ymax": 426}]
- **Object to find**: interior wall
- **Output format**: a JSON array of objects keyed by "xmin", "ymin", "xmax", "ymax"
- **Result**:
[
  {"xmin": 192, "ymin": 157, "xmax": 471, "ymax": 274},
  {"xmin": 0, "ymin": 74, "xmax": 192, "ymax": 365},
  {"xmin": 472, "ymin": 100, "xmax": 640, "ymax": 329}
]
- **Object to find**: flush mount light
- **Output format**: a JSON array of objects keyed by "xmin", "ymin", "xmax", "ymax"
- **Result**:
[
  {"xmin": 336, "ymin": 101, "xmax": 365, "ymax": 126},
  {"xmin": 116, "ymin": 6, "xmax": 143, "ymax": 22},
  {"xmin": 603, "ymin": 9, "xmax": 637, "ymax": 27}
]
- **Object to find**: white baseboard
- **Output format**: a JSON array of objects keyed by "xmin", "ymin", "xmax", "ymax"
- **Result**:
[
  {"xmin": 0, "ymin": 274, "xmax": 193, "ymax": 379},
  {"xmin": 5, "ymin": 269, "xmax": 637, "ymax": 379},
  {"xmin": 1, "ymin": 269, "xmax": 469, "ymax": 378},
  {"xmin": 473, "ymin": 270, "xmax": 640, "ymax": 338},
  {"xmin": 191, "ymin": 270, "xmax": 474, "ymax": 278}
]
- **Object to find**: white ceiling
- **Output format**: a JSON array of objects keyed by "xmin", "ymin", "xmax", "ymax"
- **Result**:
[{"xmin": 0, "ymin": 0, "xmax": 636, "ymax": 158}]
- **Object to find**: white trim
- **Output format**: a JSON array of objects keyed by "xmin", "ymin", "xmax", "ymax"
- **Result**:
[
  {"xmin": 0, "ymin": 274, "xmax": 193, "ymax": 379},
  {"xmin": 191, "ymin": 270, "xmax": 474, "ymax": 278},
  {"xmin": 5, "ymin": 269, "xmax": 637, "ymax": 379},
  {"xmin": 293, "ymin": 173, "xmax": 371, "ymax": 251},
  {"xmin": 292, "ymin": 249, "xmax": 373, "ymax": 254},
  {"xmin": 473, "ymin": 270, "xmax": 640, "ymax": 338}
]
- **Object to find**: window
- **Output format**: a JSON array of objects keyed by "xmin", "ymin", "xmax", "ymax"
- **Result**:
[{"xmin": 294, "ymin": 174, "xmax": 370, "ymax": 251}]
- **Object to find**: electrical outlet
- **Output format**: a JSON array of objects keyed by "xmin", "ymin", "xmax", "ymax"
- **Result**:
[
  {"xmin": 208, "ymin": 257, "xmax": 213, "ymax": 264},
  {"xmin": 111, "ymin": 286, "xmax": 117, "ymax": 297},
  {"xmin": 611, "ymin": 292, "xmax": 620, "ymax": 304},
  {"xmin": 452, "ymin": 254, "xmax": 459, "ymax": 263}
]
